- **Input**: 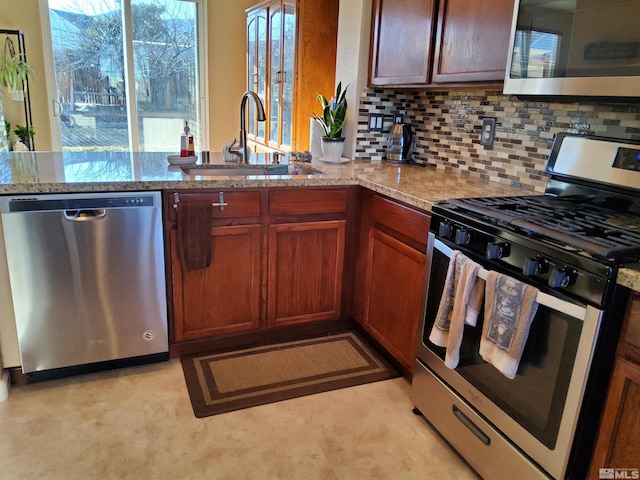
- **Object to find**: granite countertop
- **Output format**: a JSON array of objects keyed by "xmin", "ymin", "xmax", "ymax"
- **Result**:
[
  {"xmin": 0, "ymin": 150, "xmax": 530, "ymax": 206},
  {"xmin": 618, "ymin": 264, "xmax": 640, "ymax": 292},
  {"xmin": 1, "ymin": 150, "xmax": 638, "ymax": 291}
]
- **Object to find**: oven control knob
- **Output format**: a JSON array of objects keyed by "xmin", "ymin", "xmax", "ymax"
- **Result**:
[
  {"xmin": 486, "ymin": 242, "xmax": 510, "ymax": 259},
  {"xmin": 438, "ymin": 221, "xmax": 452, "ymax": 238},
  {"xmin": 454, "ymin": 228, "xmax": 471, "ymax": 245},
  {"xmin": 548, "ymin": 267, "xmax": 576, "ymax": 288},
  {"xmin": 523, "ymin": 257, "xmax": 549, "ymax": 276}
]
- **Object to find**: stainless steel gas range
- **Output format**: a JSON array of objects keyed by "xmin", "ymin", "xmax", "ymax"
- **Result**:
[{"xmin": 411, "ymin": 133, "xmax": 640, "ymax": 480}]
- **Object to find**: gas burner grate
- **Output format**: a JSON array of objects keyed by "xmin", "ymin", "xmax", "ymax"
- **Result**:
[{"xmin": 447, "ymin": 196, "xmax": 640, "ymax": 260}]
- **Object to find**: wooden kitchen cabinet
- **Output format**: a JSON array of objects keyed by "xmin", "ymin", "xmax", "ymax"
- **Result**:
[
  {"xmin": 167, "ymin": 191, "xmax": 263, "ymax": 342},
  {"xmin": 267, "ymin": 188, "xmax": 348, "ymax": 326},
  {"xmin": 293, "ymin": 0, "xmax": 340, "ymax": 152},
  {"xmin": 368, "ymin": 0, "xmax": 514, "ymax": 87},
  {"xmin": 246, "ymin": 0, "xmax": 339, "ymax": 152},
  {"xmin": 369, "ymin": 0, "xmax": 436, "ymax": 87},
  {"xmin": 355, "ymin": 191, "xmax": 430, "ymax": 374},
  {"xmin": 431, "ymin": 0, "xmax": 515, "ymax": 84},
  {"xmin": 268, "ymin": 220, "xmax": 345, "ymax": 325},
  {"xmin": 165, "ymin": 186, "xmax": 356, "ymax": 355},
  {"xmin": 590, "ymin": 293, "xmax": 640, "ymax": 476}
]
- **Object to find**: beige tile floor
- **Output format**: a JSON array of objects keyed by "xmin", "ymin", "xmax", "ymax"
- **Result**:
[{"xmin": 0, "ymin": 359, "xmax": 478, "ymax": 480}]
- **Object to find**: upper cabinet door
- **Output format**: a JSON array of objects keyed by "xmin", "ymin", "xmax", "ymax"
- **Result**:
[
  {"xmin": 247, "ymin": 0, "xmax": 338, "ymax": 151},
  {"xmin": 247, "ymin": 7, "xmax": 268, "ymax": 141},
  {"xmin": 431, "ymin": 0, "xmax": 514, "ymax": 84},
  {"xmin": 369, "ymin": 0, "xmax": 436, "ymax": 87},
  {"xmin": 281, "ymin": 2, "xmax": 296, "ymax": 150},
  {"xmin": 267, "ymin": 1, "xmax": 296, "ymax": 151},
  {"xmin": 269, "ymin": 3, "xmax": 283, "ymax": 148}
]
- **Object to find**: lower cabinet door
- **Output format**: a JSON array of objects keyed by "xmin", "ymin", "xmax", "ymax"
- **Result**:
[
  {"xmin": 590, "ymin": 356, "xmax": 640, "ymax": 477},
  {"xmin": 363, "ymin": 227, "xmax": 426, "ymax": 372},
  {"xmin": 268, "ymin": 220, "xmax": 346, "ymax": 325},
  {"xmin": 171, "ymin": 224, "xmax": 262, "ymax": 341}
]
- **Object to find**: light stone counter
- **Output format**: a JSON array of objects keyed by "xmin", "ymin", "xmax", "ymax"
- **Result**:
[
  {"xmin": 1, "ymin": 150, "xmax": 638, "ymax": 290},
  {"xmin": 0, "ymin": 151, "xmax": 529, "ymax": 205},
  {"xmin": 618, "ymin": 264, "xmax": 640, "ymax": 292}
]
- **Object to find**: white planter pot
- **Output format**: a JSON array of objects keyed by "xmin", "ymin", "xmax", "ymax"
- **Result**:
[{"xmin": 321, "ymin": 138, "xmax": 345, "ymax": 162}]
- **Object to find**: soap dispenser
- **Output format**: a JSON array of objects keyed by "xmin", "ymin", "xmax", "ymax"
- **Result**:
[{"xmin": 181, "ymin": 121, "xmax": 195, "ymax": 157}]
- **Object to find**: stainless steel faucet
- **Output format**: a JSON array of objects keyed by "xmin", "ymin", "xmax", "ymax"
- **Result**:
[{"xmin": 224, "ymin": 91, "xmax": 266, "ymax": 164}]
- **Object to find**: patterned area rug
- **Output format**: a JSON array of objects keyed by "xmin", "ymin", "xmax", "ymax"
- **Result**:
[{"xmin": 181, "ymin": 331, "xmax": 399, "ymax": 418}]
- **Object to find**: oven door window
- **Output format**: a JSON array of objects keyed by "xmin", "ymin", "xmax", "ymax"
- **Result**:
[{"xmin": 423, "ymin": 246, "xmax": 582, "ymax": 449}]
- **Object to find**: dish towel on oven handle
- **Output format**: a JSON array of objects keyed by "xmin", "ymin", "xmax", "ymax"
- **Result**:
[
  {"xmin": 429, "ymin": 250, "xmax": 484, "ymax": 369},
  {"xmin": 480, "ymin": 271, "xmax": 539, "ymax": 379}
]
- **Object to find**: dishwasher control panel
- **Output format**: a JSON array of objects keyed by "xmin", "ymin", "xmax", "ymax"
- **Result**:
[{"xmin": 0, "ymin": 192, "xmax": 158, "ymax": 212}]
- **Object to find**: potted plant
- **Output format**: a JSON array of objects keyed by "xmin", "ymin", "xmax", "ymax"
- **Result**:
[
  {"xmin": 312, "ymin": 82, "xmax": 348, "ymax": 162},
  {"xmin": 0, "ymin": 47, "xmax": 34, "ymax": 101},
  {"xmin": 13, "ymin": 124, "xmax": 34, "ymax": 150}
]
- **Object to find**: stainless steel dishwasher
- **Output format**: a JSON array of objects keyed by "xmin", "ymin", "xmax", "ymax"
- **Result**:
[{"xmin": 0, "ymin": 191, "xmax": 168, "ymax": 381}]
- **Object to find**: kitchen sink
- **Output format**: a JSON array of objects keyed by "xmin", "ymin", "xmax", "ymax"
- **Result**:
[{"xmin": 180, "ymin": 164, "xmax": 323, "ymax": 177}]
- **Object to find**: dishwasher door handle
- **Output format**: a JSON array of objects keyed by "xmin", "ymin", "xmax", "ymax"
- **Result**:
[{"xmin": 63, "ymin": 209, "xmax": 108, "ymax": 221}]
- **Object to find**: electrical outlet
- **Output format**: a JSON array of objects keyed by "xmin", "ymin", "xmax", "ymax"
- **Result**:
[
  {"xmin": 368, "ymin": 113, "xmax": 385, "ymax": 132},
  {"xmin": 481, "ymin": 117, "xmax": 496, "ymax": 146}
]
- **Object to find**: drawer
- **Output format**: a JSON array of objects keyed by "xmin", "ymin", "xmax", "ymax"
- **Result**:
[
  {"xmin": 370, "ymin": 194, "xmax": 430, "ymax": 246},
  {"xmin": 412, "ymin": 361, "xmax": 547, "ymax": 480},
  {"xmin": 168, "ymin": 190, "xmax": 261, "ymax": 220},
  {"xmin": 269, "ymin": 188, "xmax": 348, "ymax": 216}
]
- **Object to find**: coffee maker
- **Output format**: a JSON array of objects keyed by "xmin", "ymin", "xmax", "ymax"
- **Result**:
[{"xmin": 386, "ymin": 121, "xmax": 413, "ymax": 163}]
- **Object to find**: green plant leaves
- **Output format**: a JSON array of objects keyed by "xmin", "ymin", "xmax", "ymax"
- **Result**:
[
  {"xmin": 0, "ymin": 52, "xmax": 34, "ymax": 96},
  {"xmin": 313, "ymin": 82, "xmax": 349, "ymax": 138},
  {"xmin": 13, "ymin": 124, "xmax": 34, "ymax": 141}
]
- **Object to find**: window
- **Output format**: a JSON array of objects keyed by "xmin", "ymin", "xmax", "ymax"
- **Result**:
[{"xmin": 46, "ymin": 0, "xmax": 206, "ymax": 152}]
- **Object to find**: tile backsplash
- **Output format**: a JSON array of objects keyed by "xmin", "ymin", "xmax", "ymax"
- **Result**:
[{"xmin": 356, "ymin": 89, "xmax": 640, "ymax": 192}]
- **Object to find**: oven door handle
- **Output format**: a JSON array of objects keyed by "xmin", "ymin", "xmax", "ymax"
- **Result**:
[{"xmin": 434, "ymin": 239, "xmax": 588, "ymax": 321}]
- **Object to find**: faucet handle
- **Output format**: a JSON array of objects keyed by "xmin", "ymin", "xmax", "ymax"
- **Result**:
[{"xmin": 223, "ymin": 138, "xmax": 240, "ymax": 162}]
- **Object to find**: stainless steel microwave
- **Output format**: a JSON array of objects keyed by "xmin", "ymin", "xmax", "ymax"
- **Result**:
[{"xmin": 503, "ymin": 0, "xmax": 640, "ymax": 97}]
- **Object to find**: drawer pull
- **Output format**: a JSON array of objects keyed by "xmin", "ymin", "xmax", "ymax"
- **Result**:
[
  {"xmin": 452, "ymin": 405, "xmax": 491, "ymax": 446},
  {"xmin": 212, "ymin": 192, "xmax": 228, "ymax": 211},
  {"xmin": 172, "ymin": 192, "xmax": 229, "ymax": 211}
]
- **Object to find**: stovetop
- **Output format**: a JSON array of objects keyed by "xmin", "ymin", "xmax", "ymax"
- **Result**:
[
  {"xmin": 435, "ymin": 133, "xmax": 640, "ymax": 265},
  {"xmin": 429, "ymin": 133, "xmax": 640, "ymax": 307},
  {"xmin": 444, "ymin": 194, "xmax": 640, "ymax": 261}
]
